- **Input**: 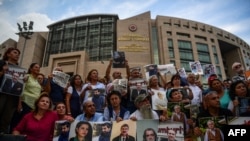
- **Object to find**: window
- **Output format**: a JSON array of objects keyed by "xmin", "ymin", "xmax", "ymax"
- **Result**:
[
  {"xmin": 168, "ymin": 39, "xmax": 174, "ymax": 58},
  {"xmin": 167, "ymin": 31, "xmax": 172, "ymax": 36},
  {"xmin": 198, "ymin": 53, "xmax": 210, "ymax": 63},
  {"xmin": 178, "ymin": 40, "xmax": 192, "ymax": 49},
  {"xmin": 196, "ymin": 43, "xmax": 209, "ymax": 52},
  {"xmin": 214, "ymin": 54, "xmax": 219, "ymax": 64},
  {"xmin": 180, "ymin": 60, "xmax": 191, "ymax": 72},
  {"xmin": 195, "ymin": 35, "xmax": 207, "ymax": 41},
  {"xmin": 180, "ymin": 50, "xmax": 193, "ymax": 60},
  {"xmin": 177, "ymin": 32, "xmax": 190, "ymax": 38},
  {"xmin": 212, "ymin": 46, "xmax": 217, "ymax": 53}
]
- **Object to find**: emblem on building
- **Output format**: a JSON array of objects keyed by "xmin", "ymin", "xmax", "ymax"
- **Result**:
[{"xmin": 129, "ymin": 24, "xmax": 137, "ymax": 32}]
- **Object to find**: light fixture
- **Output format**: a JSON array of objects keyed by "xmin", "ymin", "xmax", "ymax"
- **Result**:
[{"xmin": 23, "ymin": 22, "xmax": 28, "ymax": 31}]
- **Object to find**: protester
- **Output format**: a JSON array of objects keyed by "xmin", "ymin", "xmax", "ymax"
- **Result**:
[
  {"xmin": 229, "ymin": 80, "xmax": 250, "ymax": 116},
  {"xmin": 12, "ymin": 93, "xmax": 58, "ymax": 141},
  {"xmin": 198, "ymin": 91, "xmax": 233, "ymax": 119},
  {"xmin": 0, "ymin": 48, "xmax": 20, "ymax": 133},
  {"xmin": 49, "ymin": 67, "xmax": 67, "ymax": 106},
  {"xmin": 65, "ymin": 74, "xmax": 84, "ymax": 118},
  {"xmin": 104, "ymin": 90, "xmax": 130, "ymax": 122},
  {"xmin": 37, "ymin": 73, "xmax": 51, "ymax": 93},
  {"xmin": 11, "ymin": 62, "xmax": 42, "ymax": 133},
  {"xmin": 187, "ymin": 73, "xmax": 202, "ymax": 105},
  {"xmin": 55, "ymin": 102, "xmax": 74, "ymax": 122},
  {"xmin": 81, "ymin": 69, "xmax": 105, "ymax": 103},
  {"xmin": 130, "ymin": 94, "xmax": 166, "ymax": 121},
  {"xmin": 167, "ymin": 74, "xmax": 193, "ymax": 103},
  {"xmin": 209, "ymin": 78, "xmax": 233, "ymax": 111},
  {"xmin": 75, "ymin": 100, "xmax": 103, "ymax": 122}
]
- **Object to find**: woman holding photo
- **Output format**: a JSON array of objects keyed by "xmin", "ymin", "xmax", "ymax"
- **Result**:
[
  {"xmin": 10, "ymin": 62, "xmax": 42, "ymax": 133},
  {"xmin": 0, "ymin": 47, "xmax": 21, "ymax": 133},
  {"xmin": 167, "ymin": 74, "xmax": 193, "ymax": 103},
  {"xmin": 229, "ymin": 80, "xmax": 250, "ymax": 116}
]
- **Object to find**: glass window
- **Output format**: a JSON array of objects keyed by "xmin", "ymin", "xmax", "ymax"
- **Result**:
[
  {"xmin": 64, "ymin": 28, "xmax": 74, "ymax": 39},
  {"xmin": 61, "ymin": 39, "xmax": 72, "ymax": 53},
  {"xmin": 50, "ymin": 41, "xmax": 60, "ymax": 54},
  {"xmin": 212, "ymin": 46, "xmax": 217, "ymax": 53},
  {"xmin": 214, "ymin": 54, "xmax": 219, "ymax": 64},
  {"xmin": 180, "ymin": 60, "xmax": 191, "ymax": 72},
  {"xmin": 169, "ymin": 49, "xmax": 174, "ymax": 58},
  {"xmin": 76, "ymin": 26, "xmax": 87, "ymax": 37},
  {"xmin": 180, "ymin": 50, "xmax": 193, "ymax": 60},
  {"xmin": 168, "ymin": 39, "xmax": 174, "ymax": 58},
  {"xmin": 152, "ymin": 26, "xmax": 159, "ymax": 64},
  {"xmin": 178, "ymin": 40, "xmax": 192, "ymax": 49},
  {"xmin": 198, "ymin": 52, "xmax": 210, "ymax": 63},
  {"xmin": 196, "ymin": 43, "xmax": 209, "ymax": 52}
]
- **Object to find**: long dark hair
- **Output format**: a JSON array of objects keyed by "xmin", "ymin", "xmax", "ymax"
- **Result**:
[
  {"xmin": 229, "ymin": 80, "xmax": 250, "ymax": 100},
  {"xmin": 86, "ymin": 69, "xmax": 98, "ymax": 82},
  {"xmin": 170, "ymin": 74, "xmax": 181, "ymax": 86},
  {"xmin": 70, "ymin": 74, "xmax": 83, "ymax": 88},
  {"xmin": 3, "ymin": 47, "xmax": 20, "ymax": 61},
  {"xmin": 28, "ymin": 62, "xmax": 39, "ymax": 74},
  {"xmin": 75, "ymin": 121, "xmax": 92, "ymax": 141}
]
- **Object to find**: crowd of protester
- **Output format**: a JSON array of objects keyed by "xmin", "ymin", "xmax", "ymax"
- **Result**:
[{"xmin": 0, "ymin": 47, "xmax": 249, "ymax": 141}]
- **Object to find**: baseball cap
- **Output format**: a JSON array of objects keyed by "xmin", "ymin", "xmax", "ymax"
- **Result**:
[
  {"xmin": 232, "ymin": 62, "xmax": 241, "ymax": 70},
  {"xmin": 134, "ymin": 94, "xmax": 149, "ymax": 106}
]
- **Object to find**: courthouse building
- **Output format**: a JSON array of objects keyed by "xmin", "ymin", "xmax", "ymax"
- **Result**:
[{"xmin": 0, "ymin": 11, "xmax": 249, "ymax": 82}]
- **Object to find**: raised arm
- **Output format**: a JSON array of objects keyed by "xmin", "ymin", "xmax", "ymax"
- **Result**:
[
  {"xmin": 125, "ymin": 59, "xmax": 130, "ymax": 79},
  {"xmin": 104, "ymin": 59, "xmax": 113, "ymax": 83}
]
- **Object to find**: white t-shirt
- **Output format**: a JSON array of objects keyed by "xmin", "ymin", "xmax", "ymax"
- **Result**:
[
  {"xmin": 129, "ymin": 109, "xmax": 159, "ymax": 120},
  {"xmin": 82, "ymin": 82, "xmax": 106, "ymax": 102}
]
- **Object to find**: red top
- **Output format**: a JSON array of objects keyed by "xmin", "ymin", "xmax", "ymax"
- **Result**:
[{"xmin": 14, "ymin": 111, "xmax": 58, "ymax": 141}]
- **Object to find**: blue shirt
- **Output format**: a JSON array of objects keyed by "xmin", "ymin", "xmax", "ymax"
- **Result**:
[{"xmin": 75, "ymin": 113, "xmax": 104, "ymax": 122}]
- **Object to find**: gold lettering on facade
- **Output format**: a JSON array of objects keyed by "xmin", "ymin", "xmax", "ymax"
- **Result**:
[
  {"xmin": 118, "ymin": 44, "xmax": 149, "ymax": 52},
  {"xmin": 118, "ymin": 33, "xmax": 149, "ymax": 42}
]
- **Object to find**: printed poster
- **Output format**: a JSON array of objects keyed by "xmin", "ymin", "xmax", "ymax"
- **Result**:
[
  {"xmin": 0, "ymin": 64, "xmax": 27, "ymax": 96},
  {"xmin": 189, "ymin": 61, "xmax": 203, "ymax": 75},
  {"xmin": 52, "ymin": 70, "xmax": 70, "ymax": 88},
  {"xmin": 112, "ymin": 51, "xmax": 126, "ymax": 68},
  {"xmin": 144, "ymin": 64, "xmax": 158, "ymax": 80},
  {"xmin": 158, "ymin": 121, "xmax": 184, "ymax": 141},
  {"xmin": 151, "ymin": 89, "xmax": 168, "ymax": 111},
  {"xmin": 158, "ymin": 64, "xmax": 177, "ymax": 76}
]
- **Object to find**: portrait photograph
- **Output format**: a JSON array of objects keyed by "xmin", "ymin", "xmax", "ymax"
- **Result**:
[
  {"xmin": 110, "ymin": 120, "xmax": 136, "ymax": 141},
  {"xmin": 91, "ymin": 122, "xmax": 112, "ymax": 141},
  {"xmin": 68, "ymin": 120, "xmax": 93, "ymax": 141},
  {"xmin": 136, "ymin": 119, "xmax": 159, "ymax": 141},
  {"xmin": 158, "ymin": 121, "xmax": 184, "ymax": 141},
  {"xmin": 0, "ymin": 64, "xmax": 27, "ymax": 96},
  {"xmin": 151, "ymin": 89, "xmax": 168, "ymax": 111},
  {"xmin": 53, "ymin": 120, "xmax": 71, "ymax": 141}
]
